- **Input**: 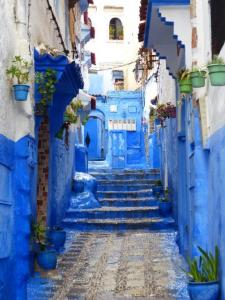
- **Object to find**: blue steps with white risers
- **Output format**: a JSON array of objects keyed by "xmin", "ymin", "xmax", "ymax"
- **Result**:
[
  {"xmin": 99, "ymin": 197, "xmax": 158, "ymax": 207},
  {"xmin": 66, "ymin": 206, "xmax": 159, "ymax": 219},
  {"xmin": 62, "ymin": 169, "xmax": 175, "ymax": 231},
  {"xmin": 97, "ymin": 189, "xmax": 153, "ymax": 199},
  {"xmin": 62, "ymin": 217, "xmax": 175, "ymax": 231},
  {"xmin": 90, "ymin": 169, "xmax": 160, "ymax": 181},
  {"xmin": 97, "ymin": 183, "xmax": 154, "ymax": 191}
]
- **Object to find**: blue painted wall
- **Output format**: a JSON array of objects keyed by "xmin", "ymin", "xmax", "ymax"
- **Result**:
[
  {"xmin": 90, "ymin": 91, "xmax": 146, "ymax": 169},
  {"xmin": 207, "ymin": 124, "xmax": 225, "ymax": 299},
  {"xmin": 149, "ymin": 132, "xmax": 160, "ymax": 169},
  {"xmin": 0, "ymin": 135, "xmax": 35, "ymax": 300},
  {"xmin": 48, "ymin": 128, "xmax": 76, "ymax": 227},
  {"xmin": 34, "ymin": 50, "xmax": 83, "ymax": 228}
]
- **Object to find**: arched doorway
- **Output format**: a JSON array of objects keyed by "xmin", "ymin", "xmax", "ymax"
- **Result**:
[{"xmin": 84, "ymin": 109, "xmax": 106, "ymax": 160}]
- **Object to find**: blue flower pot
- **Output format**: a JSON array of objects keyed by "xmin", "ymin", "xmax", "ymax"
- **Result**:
[
  {"xmin": 13, "ymin": 84, "xmax": 30, "ymax": 101},
  {"xmin": 188, "ymin": 281, "xmax": 219, "ymax": 300},
  {"xmin": 159, "ymin": 201, "xmax": 172, "ymax": 217},
  {"xmin": 37, "ymin": 250, "xmax": 57, "ymax": 270},
  {"xmin": 152, "ymin": 186, "xmax": 163, "ymax": 195},
  {"xmin": 48, "ymin": 230, "xmax": 66, "ymax": 250}
]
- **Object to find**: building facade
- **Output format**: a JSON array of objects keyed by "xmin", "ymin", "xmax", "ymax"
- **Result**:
[
  {"xmin": 0, "ymin": 1, "xmax": 94, "ymax": 299},
  {"xmin": 85, "ymin": 91, "xmax": 147, "ymax": 169},
  {"xmin": 86, "ymin": 0, "xmax": 141, "ymax": 94},
  {"xmin": 142, "ymin": 0, "xmax": 225, "ymax": 297}
]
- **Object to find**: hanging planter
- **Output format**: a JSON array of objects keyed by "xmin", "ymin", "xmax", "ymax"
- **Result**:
[
  {"xmin": 178, "ymin": 78, "xmax": 192, "ymax": 94},
  {"xmin": 177, "ymin": 68, "xmax": 192, "ymax": 94},
  {"xmin": 6, "ymin": 56, "xmax": 32, "ymax": 101},
  {"xmin": 13, "ymin": 84, "xmax": 30, "ymax": 101},
  {"xmin": 190, "ymin": 70, "xmax": 206, "ymax": 88},
  {"xmin": 207, "ymin": 56, "xmax": 225, "ymax": 86}
]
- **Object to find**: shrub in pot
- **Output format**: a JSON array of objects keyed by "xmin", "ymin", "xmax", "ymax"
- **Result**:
[
  {"xmin": 6, "ymin": 55, "xmax": 32, "ymax": 101},
  {"xmin": 37, "ymin": 246, "xmax": 57, "ymax": 271},
  {"xmin": 183, "ymin": 246, "xmax": 219, "ymax": 300},
  {"xmin": 48, "ymin": 226, "xmax": 66, "ymax": 251},
  {"xmin": 207, "ymin": 55, "xmax": 225, "ymax": 86},
  {"xmin": 31, "ymin": 222, "xmax": 58, "ymax": 271},
  {"xmin": 177, "ymin": 68, "xmax": 192, "ymax": 94},
  {"xmin": 152, "ymin": 180, "xmax": 163, "ymax": 195},
  {"xmin": 190, "ymin": 67, "xmax": 207, "ymax": 88},
  {"xmin": 158, "ymin": 188, "xmax": 172, "ymax": 217}
]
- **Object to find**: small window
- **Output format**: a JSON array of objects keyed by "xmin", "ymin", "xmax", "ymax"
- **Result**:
[{"xmin": 109, "ymin": 18, "xmax": 124, "ymax": 40}]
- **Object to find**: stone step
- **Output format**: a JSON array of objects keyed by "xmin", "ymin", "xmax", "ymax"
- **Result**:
[
  {"xmin": 90, "ymin": 172, "xmax": 159, "ymax": 181},
  {"xmin": 97, "ymin": 179, "xmax": 156, "ymax": 185},
  {"xmin": 99, "ymin": 197, "xmax": 158, "ymax": 207},
  {"xmin": 97, "ymin": 189, "xmax": 152, "ymax": 199},
  {"xmin": 65, "ymin": 206, "xmax": 159, "ymax": 219},
  {"xmin": 90, "ymin": 168, "xmax": 160, "ymax": 174},
  {"xmin": 97, "ymin": 183, "xmax": 153, "ymax": 192},
  {"xmin": 62, "ymin": 217, "xmax": 175, "ymax": 231}
]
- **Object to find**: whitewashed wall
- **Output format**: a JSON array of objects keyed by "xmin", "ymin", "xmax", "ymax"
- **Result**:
[
  {"xmin": 190, "ymin": 0, "xmax": 225, "ymax": 139},
  {"xmin": 159, "ymin": 6, "xmax": 192, "ymax": 68},
  {"xmin": 158, "ymin": 60, "xmax": 176, "ymax": 105},
  {"xmin": 0, "ymin": 0, "xmax": 79, "ymax": 142}
]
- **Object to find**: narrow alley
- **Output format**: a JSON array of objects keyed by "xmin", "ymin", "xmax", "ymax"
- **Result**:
[
  {"xmin": 28, "ymin": 170, "xmax": 189, "ymax": 300},
  {"xmin": 0, "ymin": 0, "xmax": 224, "ymax": 300}
]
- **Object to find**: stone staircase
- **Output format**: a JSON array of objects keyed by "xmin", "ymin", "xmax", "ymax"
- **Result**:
[{"xmin": 62, "ymin": 169, "xmax": 175, "ymax": 231}]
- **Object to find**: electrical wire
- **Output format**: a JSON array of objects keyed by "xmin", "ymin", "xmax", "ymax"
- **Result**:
[{"xmin": 92, "ymin": 60, "xmax": 138, "ymax": 71}]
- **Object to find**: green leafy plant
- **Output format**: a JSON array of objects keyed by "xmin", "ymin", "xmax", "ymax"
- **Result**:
[
  {"xmin": 31, "ymin": 222, "xmax": 48, "ymax": 251},
  {"xmin": 155, "ymin": 180, "xmax": 162, "ymax": 186},
  {"xmin": 183, "ymin": 246, "xmax": 219, "ymax": 282},
  {"xmin": 209, "ymin": 55, "xmax": 225, "ymax": 65},
  {"xmin": 160, "ymin": 188, "xmax": 170, "ymax": 202},
  {"xmin": 35, "ymin": 68, "xmax": 57, "ymax": 106},
  {"xmin": 177, "ymin": 68, "xmax": 190, "ymax": 81},
  {"xmin": 82, "ymin": 115, "xmax": 89, "ymax": 126},
  {"xmin": 6, "ymin": 55, "xmax": 32, "ymax": 84}
]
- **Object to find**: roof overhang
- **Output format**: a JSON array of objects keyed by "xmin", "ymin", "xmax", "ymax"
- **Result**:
[{"xmin": 144, "ymin": 0, "xmax": 190, "ymax": 78}]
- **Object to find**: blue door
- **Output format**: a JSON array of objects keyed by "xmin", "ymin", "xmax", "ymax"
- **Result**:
[{"xmin": 111, "ymin": 131, "xmax": 126, "ymax": 169}]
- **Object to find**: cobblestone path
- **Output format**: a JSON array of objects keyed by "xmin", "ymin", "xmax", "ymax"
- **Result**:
[{"xmin": 28, "ymin": 230, "xmax": 190, "ymax": 300}]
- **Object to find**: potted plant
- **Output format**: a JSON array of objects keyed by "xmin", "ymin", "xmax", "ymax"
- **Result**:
[
  {"xmin": 31, "ymin": 222, "xmax": 57, "ymax": 270},
  {"xmin": 183, "ymin": 246, "xmax": 220, "ymax": 300},
  {"xmin": 207, "ymin": 55, "xmax": 225, "ymax": 86},
  {"xmin": 158, "ymin": 188, "xmax": 172, "ymax": 217},
  {"xmin": 152, "ymin": 180, "xmax": 163, "ymax": 195},
  {"xmin": 6, "ymin": 55, "xmax": 32, "ymax": 101},
  {"xmin": 190, "ymin": 67, "xmax": 207, "ymax": 88},
  {"xmin": 48, "ymin": 226, "xmax": 66, "ymax": 251},
  {"xmin": 35, "ymin": 68, "xmax": 57, "ymax": 109},
  {"xmin": 177, "ymin": 68, "xmax": 192, "ymax": 94}
]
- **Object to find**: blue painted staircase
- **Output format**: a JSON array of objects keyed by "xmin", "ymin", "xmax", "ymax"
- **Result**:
[{"xmin": 62, "ymin": 169, "xmax": 175, "ymax": 230}]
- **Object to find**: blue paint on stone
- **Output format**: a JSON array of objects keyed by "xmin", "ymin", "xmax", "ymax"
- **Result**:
[
  {"xmin": 149, "ymin": 132, "xmax": 160, "ymax": 168},
  {"xmin": 86, "ymin": 91, "xmax": 146, "ymax": 169},
  {"xmin": 48, "ymin": 128, "xmax": 77, "ymax": 227},
  {"xmin": 74, "ymin": 144, "xmax": 88, "ymax": 173},
  {"xmin": 70, "ymin": 172, "xmax": 100, "ymax": 209},
  {"xmin": 0, "ymin": 134, "xmax": 35, "ymax": 300}
]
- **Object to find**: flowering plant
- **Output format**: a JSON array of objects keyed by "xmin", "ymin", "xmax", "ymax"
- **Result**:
[{"xmin": 156, "ymin": 102, "xmax": 176, "ymax": 124}]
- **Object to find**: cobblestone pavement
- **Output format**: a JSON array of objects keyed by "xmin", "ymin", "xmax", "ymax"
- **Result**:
[{"xmin": 28, "ymin": 230, "xmax": 190, "ymax": 300}]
